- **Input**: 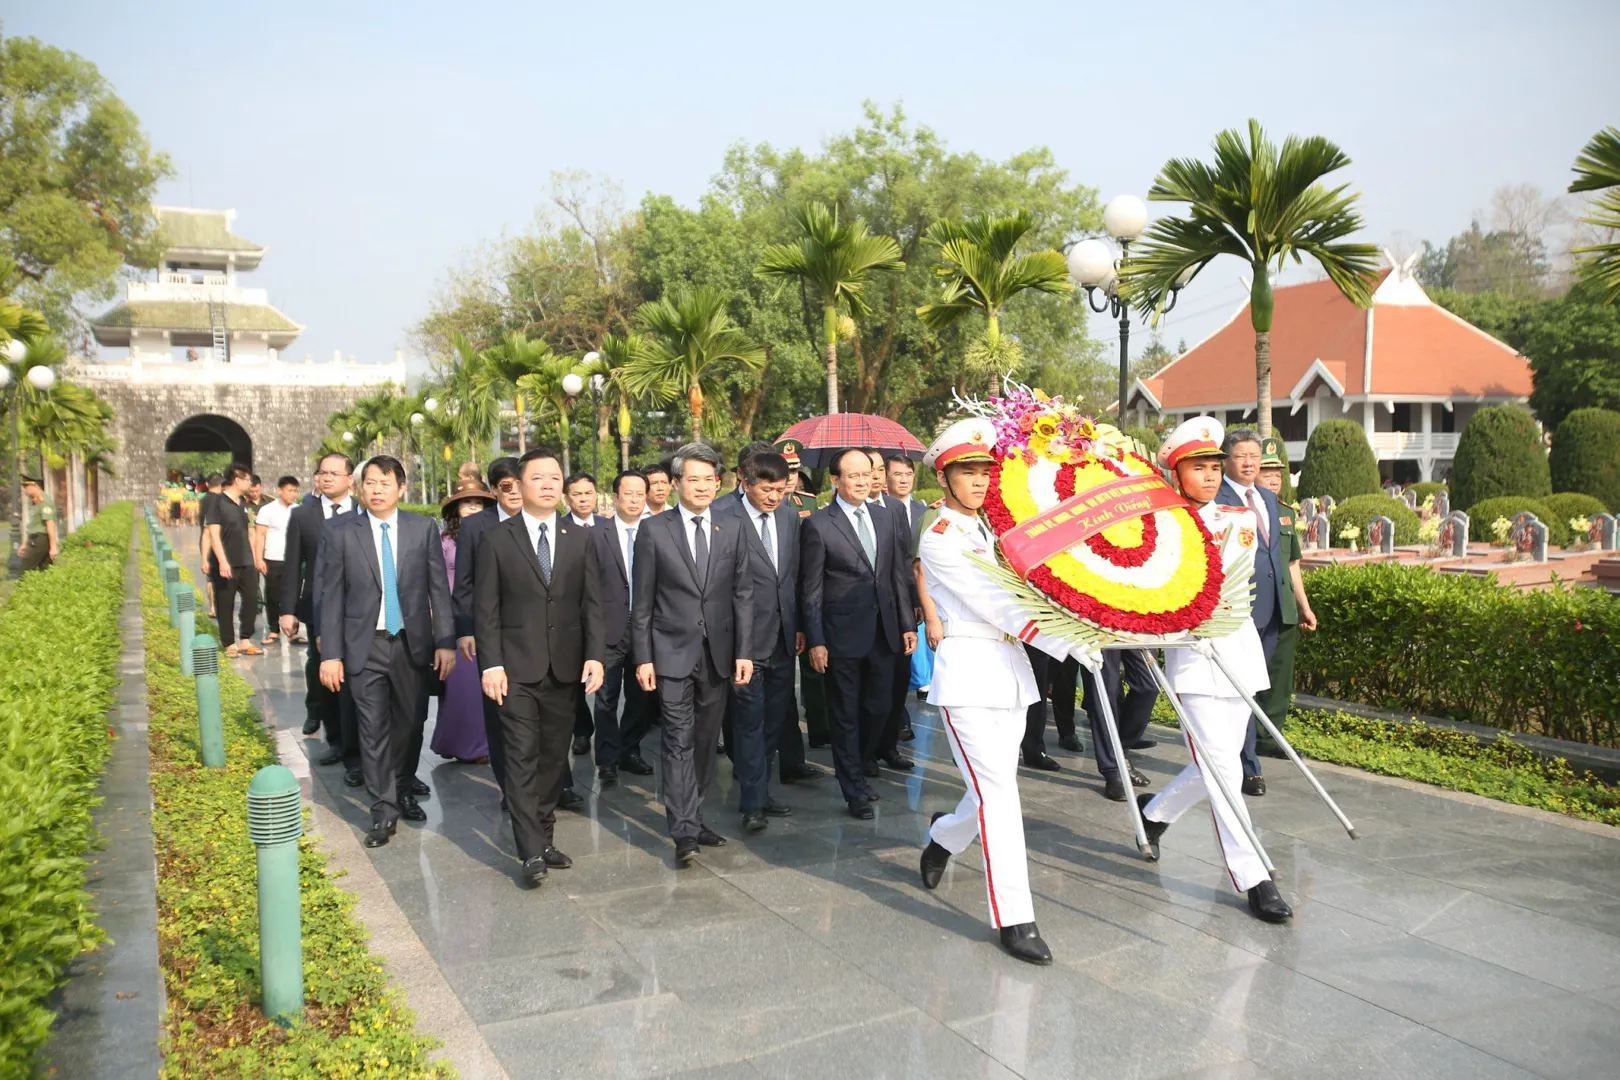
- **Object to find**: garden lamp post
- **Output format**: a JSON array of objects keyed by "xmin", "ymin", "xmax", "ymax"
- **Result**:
[
  {"xmin": 410, "ymin": 412, "xmax": 424, "ymax": 502},
  {"xmin": 1068, "ymin": 195, "xmax": 1191, "ymax": 427},
  {"xmin": 585, "ymin": 362, "xmax": 606, "ymax": 483},
  {"xmin": 3, "ymin": 351, "xmax": 57, "ymax": 543},
  {"xmin": 561, "ymin": 371, "xmax": 584, "ymax": 477}
]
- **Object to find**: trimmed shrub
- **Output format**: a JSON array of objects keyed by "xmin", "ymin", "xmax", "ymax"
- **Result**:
[
  {"xmin": 1124, "ymin": 426, "xmax": 1161, "ymax": 455},
  {"xmin": 1465, "ymin": 495, "xmax": 1572, "ymax": 546},
  {"xmin": 1296, "ymin": 562, "xmax": 1620, "ymax": 746},
  {"xmin": 1451, "ymin": 404, "xmax": 1550, "ymax": 510},
  {"xmin": 1544, "ymin": 492, "xmax": 1610, "ymax": 532},
  {"xmin": 1549, "ymin": 407, "xmax": 1620, "ymax": 511},
  {"xmin": 1297, "ymin": 419, "xmax": 1380, "ymax": 500},
  {"xmin": 1330, "ymin": 493, "xmax": 1422, "ymax": 545},
  {"xmin": 1406, "ymin": 481, "xmax": 1447, "ymax": 504},
  {"xmin": 0, "ymin": 503, "xmax": 132, "ymax": 1077}
]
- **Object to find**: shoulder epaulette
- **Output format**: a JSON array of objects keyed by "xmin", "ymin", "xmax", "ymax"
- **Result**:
[{"xmin": 930, "ymin": 518, "xmax": 950, "ymax": 535}]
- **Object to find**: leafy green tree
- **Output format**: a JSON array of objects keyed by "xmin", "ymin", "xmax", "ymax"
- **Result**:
[
  {"xmin": 626, "ymin": 287, "xmax": 765, "ymax": 441},
  {"xmin": 756, "ymin": 201, "xmax": 903, "ymax": 414},
  {"xmin": 1550, "ymin": 407, "xmax": 1620, "ymax": 511},
  {"xmin": 0, "ymin": 33, "xmax": 171, "ymax": 330},
  {"xmin": 582, "ymin": 332, "xmax": 674, "ymax": 472},
  {"xmin": 429, "ymin": 335, "xmax": 500, "ymax": 466},
  {"xmin": 1569, "ymin": 126, "xmax": 1620, "ymax": 305},
  {"xmin": 1297, "ymin": 419, "xmax": 1380, "ymax": 501},
  {"xmin": 505, "ymin": 334, "xmax": 588, "ymax": 473},
  {"xmin": 916, "ymin": 211, "xmax": 1072, "ymax": 393},
  {"xmin": 1520, "ymin": 285, "xmax": 1620, "ymax": 429},
  {"xmin": 1416, "ymin": 222, "xmax": 1551, "ymax": 298},
  {"xmin": 1121, "ymin": 120, "xmax": 1381, "ymax": 437},
  {"xmin": 1451, "ymin": 404, "xmax": 1551, "ymax": 510}
]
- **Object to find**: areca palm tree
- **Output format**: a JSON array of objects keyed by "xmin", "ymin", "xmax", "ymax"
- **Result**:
[
  {"xmin": 1119, "ymin": 119, "xmax": 1381, "ymax": 436},
  {"xmin": 478, "ymin": 330, "xmax": 556, "ymax": 455},
  {"xmin": 756, "ymin": 201, "xmax": 904, "ymax": 414},
  {"xmin": 625, "ymin": 287, "xmax": 765, "ymax": 442},
  {"xmin": 582, "ymin": 332, "xmax": 675, "ymax": 472},
  {"xmin": 1569, "ymin": 126, "xmax": 1620, "ymax": 304},
  {"xmin": 433, "ymin": 334, "xmax": 500, "ymax": 465},
  {"xmin": 497, "ymin": 331, "xmax": 588, "ymax": 473},
  {"xmin": 917, "ymin": 210, "xmax": 1073, "ymax": 393}
]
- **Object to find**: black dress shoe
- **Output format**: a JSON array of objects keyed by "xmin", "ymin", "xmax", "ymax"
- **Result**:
[
  {"xmin": 848, "ymin": 800, "xmax": 875, "ymax": 820},
  {"xmin": 881, "ymin": 754, "xmax": 915, "ymax": 770},
  {"xmin": 318, "ymin": 750, "xmax": 344, "ymax": 766},
  {"xmin": 999, "ymin": 922, "xmax": 1054, "ymax": 965},
  {"xmin": 674, "ymin": 838, "xmax": 698, "ymax": 864},
  {"xmin": 344, "ymin": 769, "xmax": 364, "ymax": 788},
  {"xmin": 598, "ymin": 765, "xmax": 618, "ymax": 782},
  {"xmin": 742, "ymin": 810, "xmax": 767, "ymax": 833},
  {"xmin": 399, "ymin": 796, "xmax": 427, "ymax": 823},
  {"xmin": 364, "ymin": 821, "xmax": 396, "ymax": 848},
  {"xmin": 1103, "ymin": 776, "xmax": 1128, "ymax": 802},
  {"xmin": 1242, "ymin": 776, "xmax": 1267, "ymax": 797},
  {"xmin": 540, "ymin": 845, "xmax": 572, "ymax": 869},
  {"xmin": 764, "ymin": 799, "xmax": 792, "ymax": 817},
  {"xmin": 1058, "ymin": 734, "xmax": 1083, "ymax": 753},
  {"xmin": 1129, "ymin": 738, "xmax": 1157, "ymax": 751},
  {"xmin": 779, "ymin": 765, "xmax": 824, "ymax": 783},
  {"xmin": 862, "ymin": 761, "xmax": 880, "ymax": 778},
  {"xmin": 1024, "ymin": 753, "xmax": 1062, "ymax": 772},
  {"xmin": 899, "ymin": 724, "xmax": 915, "ymax": 742},
  {"xmin": 302, "ymin": 716, "xmax": 321, "ymax": 736},
  {"xmin": 919, "ymin": 811, "xmax": 950, "ymax": 889},
  {"xmin": 558, "ymin": 788, "xmax": 585, "ymax": 811},
  {"xmin": 1247, "ymin": 879, "xmax": 1293, "ymax": 922},
  {"xmin": 1128, "ymin": 765, "xmax": 1151, "ymax": 787},
  {"xmin": 407, "ymin": 777, "xmax": 431, "ymax": 798},
  {"xmin": 696, "ymin": 826, "xmax": 727, "ymax": 847},
  {"xmin": 520, "ymin": 855, "xmax": 548, "ymax": 886},
  {"xmin": 618, "ymin": 754, "xmax": 654, "ymax": 776},
  {"xmin": 807, "ymin": 736, "xmax": 829, "ymax": 749},
  {"xmin": 571, "ymin": 736, "xmax": 591, "ymax": 756},
  {"xmin": 1137, "ymin": 793, "xmax": 1169, "ymax": 861},
  {"xmin": 865, "ymin": 791, "xmax": 881, "ymax": 802}
]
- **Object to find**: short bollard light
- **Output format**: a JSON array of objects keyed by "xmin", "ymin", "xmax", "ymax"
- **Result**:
[
  {"xmin": 247, "ymin": 765, "xmax": 304, "ymax": 1025},
  {"xmin": 163, "ymin": 559, "xmax": 182, "ymax": 626},
  {"xmin": 177, "ymin": 590, "xmax": 197, "ymax": 677},
  {"xmin": 192, "ymin": 634, "xmax": 226, "ymax": 768}
]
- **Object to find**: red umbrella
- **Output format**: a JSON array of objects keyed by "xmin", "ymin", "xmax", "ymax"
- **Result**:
[{"xmin": 777, "ymin": 413, "xmax": 925, "ymax": 468}]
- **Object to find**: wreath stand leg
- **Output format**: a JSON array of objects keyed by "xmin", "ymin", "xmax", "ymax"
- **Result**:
[{"xmin": 1086, "ymin": 659, "xmax": 1152, "ymax": 859}]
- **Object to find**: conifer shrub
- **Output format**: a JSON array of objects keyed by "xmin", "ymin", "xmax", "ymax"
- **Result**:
[
  {"xmin": 1297, "ymin": 419, "xmax": 1380, "ymax": 500},
  {"xmin": 1451, "ymin": 404, "xmax": 1550, "ymax": 510},
  {"xmin": 1549, "ymin": 407, "xmax": 1620, "ymax": 511},
  {"xmin": 1330, "ymin": 493, "xmax": 1422, "ymax": 545}
]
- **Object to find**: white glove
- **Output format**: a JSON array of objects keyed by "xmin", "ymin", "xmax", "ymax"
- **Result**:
[
  {"xmin": 1191, "ymin": 638, "xmax": 1218, "ymax": 660},
  {"xmin": 1071, "ymin": 644, "xmax": 1104, "ymax": 673}
]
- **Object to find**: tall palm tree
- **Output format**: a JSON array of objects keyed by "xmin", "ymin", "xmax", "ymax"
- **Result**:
[
  {"xmin": 756, "ymin": 201, "xmax": 904, "ymax": 414},
  {"xmin": 433, "ymin": 334, "xmax": 500, "ymax": 465},
  {"xmin": 501, "ymin": 333, "xmax": 588, "ymax": 473},
  {"xmin": 582, "ymin": 332, "xmax": 676, "ymax": 472},
  {"xmin": 625, "ymin": 287, "xmax": 765, "ymax": 442},
  {"xmin": 916, "ymin": 211, "xmax": 1073, "ymax": 395},
  {"xmin": 478, "ymin": 330, "xmax": 556, "ymax": 455},
  {"xmin": 1119, "ymin": 119, "xmax": 1381, "ymax": 436},
  {"xmin": 1569, "ymin": 126, "xmax": 1620, "ymax": 305}
]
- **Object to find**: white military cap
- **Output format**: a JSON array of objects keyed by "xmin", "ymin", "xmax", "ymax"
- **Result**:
[
  {"xmin": 924, "ymin": 417, "xmax": 999, "ymax": 469},
  {"xmin": 1157, "ymin": 416, "xmax": 1228, "ymax": 470}
]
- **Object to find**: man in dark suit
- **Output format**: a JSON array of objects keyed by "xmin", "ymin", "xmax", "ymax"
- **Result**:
[
  {"xmin": 631, "ymin": 442, "xmax": 754, "ymax": 863},
  {"xmin": 317, "ymin": 456, "xmax": 456, "ymax": 849},
  {"xmin": 717, "ymin": 451, "xmax": 810, "ymax": 833},
  {"xmin": 802, "ymin": 447, "xmax": 917, "ymax": 818},
  {"xmin": 475, "ymin": 448, "xmax": 606, "ymax": 886},
  {"xmin": 282, "ymin": 452, "xmax": 363, "ymax": 784},
  {"xmin": 879, "ymin": 453, "xmax": 931, "ymax": 746},
  {"xmin": 1219, "ymin": 427, "xmax": 1292, "ymax": 795},
  {"xmin": 589, "ymin": 469, "xmax": 656, "ymax": 782},
  {"xmin": 565, "ymin": 472, "xmax": 602, "ymax": 756}
]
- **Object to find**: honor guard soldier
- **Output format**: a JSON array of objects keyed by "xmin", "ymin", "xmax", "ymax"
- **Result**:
[
  {"xmin": 914, "ymin": 417, "xmax": 1083, "ymax": 965},
  {"xmin": 1253, "ymin": 436, "xmax": 1316, "ymax": 751},
  {"xmin": 774, "ymin": 439, "xmax": 816, "ymax": 518},
  {"xmin": 1138, "ymin": 418, "xmax": 1293, "ymax": 923}
]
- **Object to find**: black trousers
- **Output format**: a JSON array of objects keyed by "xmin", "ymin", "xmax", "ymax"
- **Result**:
[
  {"xmin": 573, "ymin": 685, "xmax": 594, "ymax": 738},
  {"xmin": 777, "ymin": 676, "xmax": 808, "ymax": 779},
  {"xmin": 1243, "ymin": 615, "xmax": 1282, "ymax": 778},
  {"xmin": 594, "ymin": 639, "xmax": 653, "ymax": 767},
  {"xmin": 657, "ymin": 662, "xmax": 729, "ymax": 841},
  {"xmin": 825, "ymin": 637, "xmax": 895, "ymax": 804},
  {"xmin": 263, "ymin": 560, "xmax": 287, "ymax": 628},
  {"xmin": 1021, "ymin": 644, "xmax": 1055, "ymax": 760},
  {"xmin": 500, "ymin": 670, "xmax": 576, "ymax": 860},
  {"xmin": 1083, "ymin": 650, "xmax": 1158, "ymax": 779},
  {"xmin": 481, "ymin": 693, "xmax": 508, "ymax": 793},
  {"xmin": 885, "ymin": 648, "xmax": 913, "ymax": 744},
  {"xmin": 350, "ymin": 631, "xmax": 429, "ymax": 827},
  {"xmin": 211, "ymin": 564, "xmax": 257, "ymax": 648},
  {"xmin": 307, "ymin": 639, "xmax": 361, "ymax": 768},
  {"xmin": 729, "ymin": 643, "xmax": 793, "ymax": 812}
]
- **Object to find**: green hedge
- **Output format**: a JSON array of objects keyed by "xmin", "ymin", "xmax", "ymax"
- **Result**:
[
  {"xmin": 1465, "ymin": 496, "xmax": 1573, "ymax": 546},
  {"xmin": 139, "ymin": 554, "xmax": 450, "ymax": 1078},
  {"xmin": 1330, "ymin": 493, "xmax": 1421, "ymax": 545},
  {"xmin": 1297, "ymin": 419, "xmax": 1380, "ymax": 501},
  {"xmin": 1550, "ymin": 407, "xmax": 1620, "ymax": 511},
  {"xmin": 0, "ymin": 503, "xmax": 132, "ymax": 1079},
  {"xmin": 1451, "ymin": 404, "xmax": 1550, "ymax": 510},
  {"xmin": 1543, "ymin": 493, "xmax": 1610, "ymax": 531},
  {"xmin": 1296, "ymin": 563, "xmax": 1620, "ymax": 746},
  {"xmin": 1406, "ymin": 481, "xmax": 1447, "ymax": 504}
]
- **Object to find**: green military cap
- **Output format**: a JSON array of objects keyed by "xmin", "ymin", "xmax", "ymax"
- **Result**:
[
  {"xmin": 20, "ymin": 473, "xmax": 42, "ymax": 485},
  {"xmin": 772, "ymin": 438, "xmax": 805, "ymax": 467},
  {"xmin": 1259, "ymin": 437, "xmax": 1285, "ymax": 469}
]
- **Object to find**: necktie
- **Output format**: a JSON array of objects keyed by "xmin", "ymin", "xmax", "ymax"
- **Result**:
[
  {"xmin": 693, "ymin": 516, "xmax": 709, "ymax": 589},
  {"xmin": 759, "ymin": 511, "xmax": 775, "ymax": 570},
  {"xmin": 625, "ymin": 526, "xmax": 636, "ymax": 606},
  {"xmin": 854, "ymin": 507, "xmax": 877, "ymax": 568},
  {"xmin": 536, "ymin": 522, "xmax": 552, "ymax": 587},
  {"xmin": 977, "ymin": 522, "xmax": 991, "ymax": 546},
  {"xmin": 1248, "ymin": 489, "xmax": 1269, "ymax": 545},
  {"xmin": 380, "ymin": 523, "xmax": 403, "ymax": 635}
]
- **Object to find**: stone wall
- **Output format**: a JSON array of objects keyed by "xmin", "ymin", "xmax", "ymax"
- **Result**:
[{"xmin": 84, "ymin": 381, "xmax": 374, "ymax": 503}]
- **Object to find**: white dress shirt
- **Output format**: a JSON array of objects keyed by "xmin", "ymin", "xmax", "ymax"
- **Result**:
[
  {"xmin": 321, "ymin": 493, "xmax": 355, "ymax": 519},
  {"xmin": 368, "ymin": 508, "xmax": 400, "ymax": 631},
  {"xmin": 570, "ymin": 512, "xmax": 595, "ymax": 528},
  {"xmin": 676, "ymin": 502, "xmax": 712, "ymax": 565},
  {"xmin": 498, "ymin": 504, "xmax": 516, "ymax": 522},
  {"xmin": 746, "ymin": 500, "xmax": 777, "ymax": 570},
  {"xmin": 614, "ymin": 513, "xmax": 639, "ymax": 605},
  {"xmin": 1225, "ymin": 478, "xmax": 1270, "ymax": 545}
]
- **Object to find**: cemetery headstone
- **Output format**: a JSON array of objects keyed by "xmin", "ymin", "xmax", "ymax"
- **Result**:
[
  {"xmin": 1401, "ymin": 489, "xmax": 1418, "ymax": 509},
  {"xmin": 1594, "ymin": 512, "xmax": 1617, "ymax": 552},
  {"xmin": 1444, "ymin": 510, "xmax": 1470, "ymax": 558},
  {"xmin": 1306, "ymin": 512, "xmax": 1332, "ymax": 550},
  {"xmin": 1384, "ymin": 481, "xmax": 1402, "ymax": 498},
  {"xmin": 1510, "ymin": 515, "xmax": 1548, "ymax": 563},
  {"xmin": 1433, "ymin": 490, "xmax": 1450, "ymax": 517},
  {"xmin": 1320, "ymin": 494, "xmax": 1337, "ymax": 513},
  {"xmin": 1369, "ymin": 516, "xmax": 1395, "ymax": 555},
  {"xmin": 1299, "ymin": 497, "xmax": 1318, "ymax": 521}
]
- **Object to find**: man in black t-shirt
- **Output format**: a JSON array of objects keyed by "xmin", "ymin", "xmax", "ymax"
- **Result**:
[
  {"xmin": 205, "ymin": 463, "xmax": 262, "ymax": 657},
  {"xmin": 198, "ymin": 474, "xmax": 224, "ymax": 617}
]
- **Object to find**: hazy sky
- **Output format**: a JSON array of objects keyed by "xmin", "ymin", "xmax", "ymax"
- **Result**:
[{"xmin": 10, "ymin": 0, "xmax": 1619, "ymax": 382}]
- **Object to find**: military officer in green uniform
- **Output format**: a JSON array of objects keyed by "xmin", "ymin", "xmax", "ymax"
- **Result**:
[
  {"xmin": 17, "ymin": 474, "xmax": 58, "ymax": 574},
  {"xmin": 1253, "ymin": 438, "xmax": 1316, "ymax": 740},
  {"xmin": 775, "ymin": 439, "xmax": 816, "ymax": 518}
]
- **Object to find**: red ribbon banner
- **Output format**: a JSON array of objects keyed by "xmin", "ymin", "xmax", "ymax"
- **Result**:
[{"xmin": 999, "ymin": 474, "xmax": 1189, "ymax": 579}]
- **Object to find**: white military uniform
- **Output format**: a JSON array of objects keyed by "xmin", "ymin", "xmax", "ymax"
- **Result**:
[
  {"xmin": 1145, "ymin": 421, "xmax": 1272, "ymax": 893},
  {"xmin": 919, "ymin": 425, "xmax": 1077, "ymax": 929}
]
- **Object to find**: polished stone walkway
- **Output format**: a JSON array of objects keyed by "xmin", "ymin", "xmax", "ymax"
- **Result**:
[{"xmin": 179, "ymin": 534, "xmax": 1620, "ymax": 1079}]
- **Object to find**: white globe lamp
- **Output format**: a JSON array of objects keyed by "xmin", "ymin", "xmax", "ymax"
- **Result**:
[
  {"xmin": 590, "ymin": 373, "xmax": 606, "ymax": 394},
  {"xmin": 1103, "ymin": 194, "xmax": 1149, "ymax": 240},
  {"xmin": 410, "ymin": 412, "xmax": 425, "ymax": 427},
  {"xmin": 2, "ymin": 339, "xmax": 26, "ymax": 363},
  {"xmin": 1068, "ymin": 238, "xmax": 1116, "ymax": 287},
  {"xmin": 26, "ymin": 366, "xmax": 55, "ymax": 391},
  {"xmin": 423, "ymin": 396, "xmax": 439, "ymax": 412},
  {"xmin": 341, "ymin": 431, "xmax": 355, "ymax": 444},
  {"xmin": 0, "ymin": 366, "xmax": 11, "ymax": 388},
  {"xmin": 581, "ymin": 351, "xmax": 600, "ymax": 366},
  {"xmin": 561, "ymin": 373, "xmax": 584, "ymax": 397}
]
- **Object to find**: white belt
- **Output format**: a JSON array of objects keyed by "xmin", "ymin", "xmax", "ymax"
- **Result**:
[{"xmin": 943, "ymin": 621, "xmax": 1016, "ymax": 643}]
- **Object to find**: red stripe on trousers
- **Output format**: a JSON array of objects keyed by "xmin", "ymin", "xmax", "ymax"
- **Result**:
[{"xmin": 941, "ymin": 707, "xmax": 1004, "ymax": 928}]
